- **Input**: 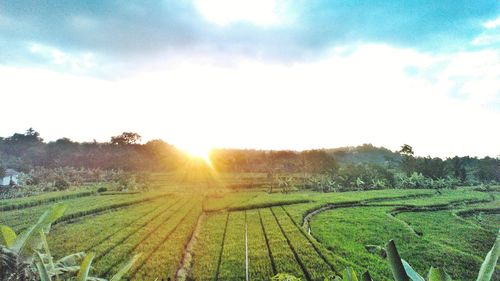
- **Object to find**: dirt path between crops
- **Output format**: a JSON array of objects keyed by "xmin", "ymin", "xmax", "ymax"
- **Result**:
[{"xmin": 175, "ymin": 211, "xmax": 205, "ymax": 281}]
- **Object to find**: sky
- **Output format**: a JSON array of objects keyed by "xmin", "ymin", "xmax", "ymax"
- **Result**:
[{"xmin": 0, "ymin": 1, "xmax": 499, "ymax": 158}]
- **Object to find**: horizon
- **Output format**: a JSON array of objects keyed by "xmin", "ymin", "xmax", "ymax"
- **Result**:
[
  {"xmin": 1, "ymin": 128, "xmax": 499, "ymax": 159},
  {"xmin": 1, "ymin": 1, "xmax": 499, "ymax": 158}
]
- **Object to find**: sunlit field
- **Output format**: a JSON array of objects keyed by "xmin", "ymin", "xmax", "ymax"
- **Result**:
[
  {"xmin": 1, "ymin": 1, "xmax": 500, "ymax": 281},
  {"xmin": 1, "ymin": 173, "xmax": 498, "ymax": 281}
]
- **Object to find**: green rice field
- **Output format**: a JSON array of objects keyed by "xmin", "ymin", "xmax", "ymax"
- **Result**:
[{"xmin": 1, "ymin": 175, "xmax": 498, "ymax": 281}]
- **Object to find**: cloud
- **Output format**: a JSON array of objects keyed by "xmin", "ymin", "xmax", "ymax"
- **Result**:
[
  {"xmin": 0, "ymin": 43, "xmax": 498, "ymax": 157},
  {"xmin": 0, "ymin": 1, "xmax": 498, "ymax": 76},
  {"xmin": 0, "ymin": 2, "xmax": 498, "ymax": 156},
  {"xmin": 194, "ymin": 0, "xmax": 281, "ymax": 26},
  {"xmin": 28, "ymin": 43, "xmax": 96, "ymax": 71},
  {"xmin": 484, "ymin": 16, "xmax": 500, "ymax": 29}
]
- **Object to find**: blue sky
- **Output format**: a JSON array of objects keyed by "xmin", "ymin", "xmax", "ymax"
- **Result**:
[
  {"xmin": 1, "ymin": 1, "xmax": 498, "ymax": 69},
  {"xmin": 0, "ymin": 1, "xmax": 499, "ymax": 157}
]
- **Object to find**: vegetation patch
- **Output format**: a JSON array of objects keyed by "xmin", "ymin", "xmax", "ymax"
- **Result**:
[{"xmin": 228, "ymin": 199, "xmax": 311, "ymax": 211}]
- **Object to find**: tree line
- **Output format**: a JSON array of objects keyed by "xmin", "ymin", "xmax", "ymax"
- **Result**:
[
  {"xmin": 0, "ymin": 129, "xmax": 181, "ymax": 173},
  {"xmin": 0, "ymin": 129, "xmax": 498, "ymax": 190}
]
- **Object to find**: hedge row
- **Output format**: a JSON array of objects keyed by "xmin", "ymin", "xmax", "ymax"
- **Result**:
[
  {"xmin": 227, "ymin": 199, "xmax": 311, "ymax": 212},
  {"xmin": 54, "ymin": 193, "xmax": 171, "ymax": 225},
  {"xmin": 0, "ymin": 191, "xmax": 95, "ymax": 211}
]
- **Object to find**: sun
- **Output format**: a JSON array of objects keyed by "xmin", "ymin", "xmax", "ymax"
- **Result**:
[{"xmin": 179, "ymin": 144, "xmax": 213, "ymax": 165}]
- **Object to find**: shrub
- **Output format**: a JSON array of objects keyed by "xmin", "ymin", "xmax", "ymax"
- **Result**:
[
  {"xmin": 54, "ymin": 178, "xmax": 70, "ymax": 190},
  {"xmin": 0, "ymin": 203, "xmax": 140, "ymax": 281}
]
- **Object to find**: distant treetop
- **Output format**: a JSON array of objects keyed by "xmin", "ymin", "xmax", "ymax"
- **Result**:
[{"xmin": 111, "ymin": 132, "xmax": 142, "ymax": 145}]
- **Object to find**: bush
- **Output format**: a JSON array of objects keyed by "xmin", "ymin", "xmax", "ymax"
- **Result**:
[
  {"xmin": 54, "ymin": 178, "xmax": 70, "ymax": 190},
  {"xmin": 97, "ymin": 186, "xmax": 107, "ymax": 193}
]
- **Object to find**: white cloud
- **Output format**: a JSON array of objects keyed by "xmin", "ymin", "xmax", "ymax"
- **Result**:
[
  {"xmin": 472, "ymin": 33, "xmax": 500, "ymax": 46},
  {"xmin": 194, "ymin": 0, "xmax": 282, "ymax": 26},
  {"xmin": 1, "ymin": 44, "xmax": 499, "ymax": 158},
  {"xmin": 473, "ymin": 17, "xmax": 500, "ymax": 46},
  {"xmin": 28, "ymin": 43, "xmax": 96, "ymax": 71},
  {"xmin": 484, "ymin": 17, "xmax": 500, "ymax": 29}
]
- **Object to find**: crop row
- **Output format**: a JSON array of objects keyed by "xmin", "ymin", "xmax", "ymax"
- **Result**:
[
  {"xmin": 227, "ymin": 199, "xmax": 310, "ymax": 212},
  {"xmin": 247, "ymin": 209, "xmax": 275, "ymax": 280},
  {"xmin": 0, "ymin": 193, "xmax": 168, "ymax": 231},
  {"xmin": 92, "ymin": 198, "xmax": 191, "ymax": 277},
  {"xmin": 189, "ymin": 212, "xmax": 229, "ymax": 280},
  {"xmin": 254, "ymin": 208, "xmax": 304, "ymax": 279},
  {"xmin": 48, "ymin": 196, "xmax": 176, "ymax": 257},
  {"xmin": 272, "ymin": 207, "xmax": 334, "ymax": 280},
  {"xmin": 217, "ymin": 211, "xmax": 247, "ymax": 280},
  {"xmin": 92, "ymin": 198, "xmax": 186, "ymax": 261},
  {"xmin": 130, "ymin": 200, "xmax": 203, "ymax": 280},
  {"xmin": 89, "ymin": 196, "xmax": 183, "ymax": 257},
  {"xmin": 1, "ymin": 194, "xmax": 137, "ymax": 231},
  {"xmin": 0, "ymin": 190, "xmax": 94, "ymax": 211},
  {"xmin": 203, "ymin": 207, "xmax": 337, "ymax": 280}
]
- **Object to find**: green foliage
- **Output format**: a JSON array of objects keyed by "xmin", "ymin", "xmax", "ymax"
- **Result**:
[
  {"xmin": 282, "ymin": 231, "xmax": 499, "ymax": 281},
  {"xmin": 0, "ymin": 226, "xmax": 17, "ymax": 248},
  {"xmin": 272, "ymin": 273, "xmax": 302, "ymax": 281},
  {"xmin": 362, "ymin": 271, "xmax": 374, "ymax": 281},
  {"xmin": 0, "ymin": 203, "xmax": 140, "ymax": 281},
  {"xmin": 110, "ymin": 132, "xmax": 141, "ymax": 145},
  {"xmin": 0, "ymin": 129, "xmax": 498, "ymax": 188},
  {"xmin": 428, "ymin": 267, "xmax": 452, "ymax": 281},
  {"xmin": 0, "ymin": 191, "xmax": 91, "ymax": 211},
  {"xmin": 386, "ymin": 240, "xmax": 409, "ymax": 281},
  {"xmin": 476, "ymin": 230, "xmax": 500, "ymax": 281},
  {"xmin": 109, "ymin": 253, "xmax": 142, "ymax": 281},
  {"xmin": 7, "ymin": 203, "xmax": 67, "ymax": 258},
  {"xmin": 1, "ymin": 180, "xmax": 499, "ymax": 281},
  {"xmin": 341, "ymin": 267, "xmax": 359, "ymax": 281},
  {"xmin": 54, "ymin": 178, "xmax": 70, "ymax": 190},
  {"xmin": 386, "ymin": 233, "xmax": 500, "ymax": 281},
  {"xmin": 77, "ymin": 252, "xmax": 95, "ymax": 281},
  {"xmin": 310, "ymin": 189, "xmax": 497, "ymax": 280},
  {"xmin": 305, "ymin": 174, "xmax": 338, "ymax": 192},
  {"xmin": 276, "ymin": 175, "xmax": 296, "ymax": 194}
]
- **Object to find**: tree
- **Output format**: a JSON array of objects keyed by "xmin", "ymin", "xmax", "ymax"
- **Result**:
[
  {"xmin": 110, "ymin": 132, "xmax": 142, "ymax": 145},
  {"xmin": 399, "ymin": 144, "xmax": 414, "ymax": 156},
  {"xmin": 276, "ymin": 175, "xmax": 295, "ymax": 194},
  {"xmin": 449, "ymin": 156, "xmax": 466, "ymax": 182},
  {"xmin": 300, "ymin": 150, "xmax": 337, "ymax": 174},
  {"xmin": 399, "ymin": 144, "xmax": 416, "ymax": 176}
]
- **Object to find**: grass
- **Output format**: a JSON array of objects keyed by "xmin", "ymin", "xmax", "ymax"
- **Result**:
[
  {"xmin": 396, "ymin": 210, "xmax": 496, "ymax": 257},
  {"xmin": 259, "ymin": 208, "xmax": 305, "ymax": 279},
  {"xmin": 48, "ymin": 196, "xmax": 176, "ymax": 257},
  {"xmin": 2, "ymin": 178, "xmax": 498, "ymax": 281},
  {"xmin": 310, "ymin": 205, "xmax": 497, "ymax": 281},
  {"xmin": 247, "ymin": 209, "xmax": 275, "ymax": 281},
  {"xmin": 0, "ymin": 189, "xmax": 95, "ymax": 210},
  {"xmin": 271, "ymin": 207, "xmax": 333, "ymax": 280},
  {"xmin": 189, "ymin": 212, "xmax": 228, "ymax": 280},
  {"xmin": 218, "ymin": 211, "xmax": 247, "ymax": 280},
  {"xmin": 92, "ymin": 198, "xmax": 191, "ymax": 277},
  {"xmin": 0, "ymin": 192, "xmax": 169, "ymax": 231},
  {"xmin": 130, "ymin": 200, "xmax": 202, "ymax": 280}
]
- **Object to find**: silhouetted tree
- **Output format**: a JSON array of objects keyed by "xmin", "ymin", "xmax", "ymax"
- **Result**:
[
  {"xmin": 110, "ymin": 132, "xmax": 141, "ymax": 145},
  {"xmin": 399, "ymin": 144, "xmax": 416, "ymax": 176}
]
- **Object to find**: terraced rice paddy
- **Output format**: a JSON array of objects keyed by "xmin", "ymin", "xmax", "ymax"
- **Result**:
[{"xmin": 1, "ymin": 181, "xmax": 498, "ymax": 281}]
